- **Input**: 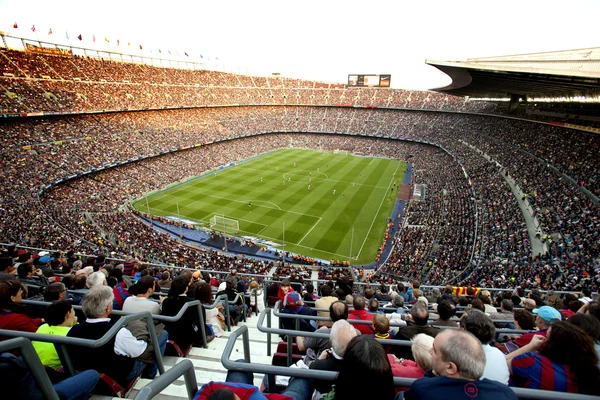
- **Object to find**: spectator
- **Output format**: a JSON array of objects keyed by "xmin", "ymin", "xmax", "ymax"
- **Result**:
[
  {"xmin": 347, "ymin": 295, "xmax": 374, "ymax": 335},
  {"xmin": 194, "ymin": 282, "xmax": 225, "ymax": 338},
  {"xmin": 16, "ymin": 263, "xmax": 49, "ymax": 297},
  {"xmin": 387, "ymin": 333, "xmax": 434, "ymax": 388},
  {"xmin": 0, "ymin": 257, "xmax": 17, "ymax": 281},
  {"xmin": 280, "ymin": 292, "xmax": 316, "ymax": 333},
  {"xmin": 489, "ymin": 299, "xmax": 515, "ymax": 329},
  {"xmin": 216, "ymin": 276, "xmax": 247, "ymax": 322},
  {"xmin": 309, "ymin": 319, "xmax": 359, "ymax": 396},
  {"xmin": 507, "ymin": 321, "xmax": 600, "ymax": 395},
  {"xmin": 277, "ymin": 279, "xmax": 294, "ymax": 302},
  {"xmin": 32, "ymin": 300, "xmax": 78, "ymax": 369},
  {"xmin": 333, "ymin": 335, "xmax": 395, "ymax": 399},
  {"xmin": 373, "ymin": 314, "xmax": 392, "ymax": 340},
  {"xmin": 0, "ymin": 280, "xmax": 43, "ymax": 333},
  {"xmin": 43, "ymin": 282, "xmax": 68, "ymax": 302},
  {"xmin": 86, "ymin": 271, "xmax": 106, "ymax": 289},
  {"xmin": 67, "ymin": 286, "xmax": 168, "ymax": 384},
  {"xmin": 297, "ymin": 301, "xmax": 348, "ymax": 357},
  {"xmin": 107, "ymin": 276, "xmax": 130, "ymax": 310},
  {"xmin": 430, "ymin": 299, "xmax": 458, "ymax": 327},
  {"xmin": 393, "ymin": 302, "xmax": 438, "ymax": 360},
  {"xmin": 123, "ymin": 275, "xmax": 162, "ymax": 314},
  {"xmin": 566, "ymin": 313, "xmax": 600, "ymax": 367},
  {"xmin": 405, "ymin": 330, "xmax": 517, "ymax": 399},
  {"xmin": 158, "ymin": 270, "xmax": 172, "ymax": 290},
  {"xmin": 459, "ymin": 308, "xmax": 509, "ymax": 385},
  {"xmin": 367, "ymin": 297, "xmax": 382, "ymax": 314},
  {"xmin": 314, "ymin": 284, "xmax": 338, "ymax": 327},
  {"xmin": 161, "ymin": 276, "xmax": 203, "ymax": 350}
]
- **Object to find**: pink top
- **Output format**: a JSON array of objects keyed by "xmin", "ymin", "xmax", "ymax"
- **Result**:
[{"xmin": 388, "ymin": 355, "xmax": 425, "ymax": 393}]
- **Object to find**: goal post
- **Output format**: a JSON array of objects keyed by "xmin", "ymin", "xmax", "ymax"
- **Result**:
[{"xmin": 209, "ymin": 215, "xmax": 240, "ymax": 233}]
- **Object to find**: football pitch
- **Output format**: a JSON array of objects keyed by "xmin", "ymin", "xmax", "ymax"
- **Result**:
[{"xmin": 132, "ymin": 148, "xmax": 406, "ymax": 265}]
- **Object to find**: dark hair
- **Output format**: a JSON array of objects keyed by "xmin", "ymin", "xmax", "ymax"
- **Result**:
[
  {"xmin": 501, "ymin": 299, "xmax": 514, "ymax": 312},
  {"xmin": 205, "ymin": 388, "xmax": 236, "ymax": 400},
  {"xmin": 458, "ymin": 296, "xmax": 469, "ymax": 307},
  {"xmin": 0, "ymin": 280, "xmax": 23, "ymax": 310},
  {"xmin": 567, "ymin": 313, "xmax": 600, "ymax": 342},
  {"xmin": 410, "ymin": 302, "xmax": 429, "ymax": 326},
  {"xmin": 335, "ymin": 335, "xmax": 395, "ymax": 399},
  {"xmin": 319, "ymin": 284, "xmax": 332, "ymax": 297},
  {"xmin": 582, "ymin": 288, "xmax": 592, "ymax": 298},
  {"xmin": 330, "ymin": 301, "xmax": 348, "ymax": 322},
  {"xmin": 364, "ymin": 288, "xmax": 374, "ymax": 299},
  {"xmin": 45, "ymin": 300, "xmax": 73, "ymax": 326},
  {"xmin": 513, "ymin": 309, "xmax": 535, "ymax": 330},
  {"xmin": 0, "ymin": 257, "xmax": 14, "ymax": 272},
  {"xmin": 516, "ymin": 287, "xmax": 525, "ymax": 297},
  {"xmin": 74, "ymin": 275, "xmax": 87, "ymax": 289},
  {"xmin": 193, "ymin": 282, "xmax": 214, "ymax": 304},
  {"xmin": 437, "ymin": 299, "xmax": 456, "ymax": 321},
  {"xmin": 62, "ymin": 274, "xmax": 75, "ymax": 289},
  {"xmin": 368, "ymin": 297, "xmax": 379, "ymax": 312},
  {"xmin": 43, "ymin": 282, "xmax": 66, "ymax": 302},
  {"xmin": 460, "ymin": 309, "xmax": 495, "ymax": 344},
  {"xmin": 540, "ymin": 321, "xmax": 600, "ymax": 395},
  {"xmin": 587, "ymin": 301, "xmax": 600, "ymax": 321},
  {"xmin": 169, "ymin": 276, "xmax": 189, "ymax": 297},
  {"xmin": 470, "ymin": 299, "xmax": 485, "ymax": 312},
  {"xmin": 305, "ymin": 283, "xmax": 314, "ymax": 294},
  {"xmin": 397, "ymin": 282, "xmax": 405, "ymax": 293},
  {"xmin": 17, "ymin": 263, "xmax": 34, "ymax": 278},
  {"xmin": 569, "ymin": 300, "xmax": 584, "ymax": 313},
  {"xmin": 109, "ymin": 268, "xmax": 123, "ymax": 282},
  {"xmin": 335, "ymin": 288, "xmax": 346, "ymax": 300},
  {"xmin": 130, "ymin": 276, "xmax": 155, "ymax": 296}
]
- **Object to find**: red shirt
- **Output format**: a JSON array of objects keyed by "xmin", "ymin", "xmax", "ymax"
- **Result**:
[
  {"xmin": 348, "ymin": 309, "xmax": 374, "ymax": 335},
  {"xmin": 0, "ymin": 312, "xmax": 42, "ymax": 334}
]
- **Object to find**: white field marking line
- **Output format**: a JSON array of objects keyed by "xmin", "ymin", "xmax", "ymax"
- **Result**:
[
  {"xmin": 146, "ymin": 173, "xmax": 217, "ymax": 202},
  {"xmin": 252, "ymin": 200, "xmax": 281, "ymax": 210},
  {"xmin": 297, "ymin": 217, "xmax": 322, "ymax": 246},
  {"xmin": 204, "ymin": 213, "xmax": 268, "ymax": 230},
  {"xmin": 355, "ymin": 162, "xmax": 401, "ymax": 260},
  {"xmin": 368, "ymin": 159, "xmax": 374, "ymax": 166}
]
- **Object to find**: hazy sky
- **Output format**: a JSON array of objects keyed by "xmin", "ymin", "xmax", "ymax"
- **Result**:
[{"xmin": 0, "ymin": 0, "xmax": 597, "ymax": 89}]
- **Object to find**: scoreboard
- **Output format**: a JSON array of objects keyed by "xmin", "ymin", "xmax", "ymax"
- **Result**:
[{"xmin": 347, "ymin": 74, "xmax": 391, "ymax": 87}]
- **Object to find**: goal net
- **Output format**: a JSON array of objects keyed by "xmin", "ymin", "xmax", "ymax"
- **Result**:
[{"xmin": 209, "ymin": 215, "xmax": 240, "ymax": 232}]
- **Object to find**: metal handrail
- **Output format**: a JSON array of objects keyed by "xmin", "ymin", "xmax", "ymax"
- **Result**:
[
  {"xmin": 0, "ymin": 337, "xmax": 60, "ymax": 400},
  {"xmin": 0, "ymin": 311, "xmax": 164, "ymax": 377},
  {"xmin": 22, "ymin": 298, "xmax": 208, "ymax": 349},
  {"xmin": 134, "ymin": 359, "xmax": 198, "ymax": 400}
]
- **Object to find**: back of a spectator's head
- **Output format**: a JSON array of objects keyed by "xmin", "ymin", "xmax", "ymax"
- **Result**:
[
  {"xmin": 353, "ymin": 295, "xmax": 366, "ymax": 311},
  {"xmin": 470, "ymin": 299, "xmax": 485, "ymax": 312},
  {"xmin": 523, "ymin": 298, "xmax": 536, "ymax": 310},
  {"xmin": 582, "ymin": 287, "xmax": 592, "ymax": 298},
  {"xmin": 534, "ymin": 305, "xmax": 562, "ymax": 328},
  {"xmin": 438, "ymin": 299, "xmax": 456, "ymax": 321},
  {"xmin": 373, "ymin": 314, "xmax": 389, "ymax": 335},
  {"xmin": 61, "ymin": 274, "xmax": 75, "ymax": 289},
  {"xmin": 86, "ymin": 271, "xmax": 106, "ymax": 289},
  {"xmin": 305, "ymin": 283, "xmax": 314, "ymax": 293},
  {"xmin": 379, "ymin": 284, "xmax": 388, "ymax": 294},
  {"xmin": 412, "ymin": 288, "xmax": 423, "ymax": 299},
  {"xmin": 335, "ymin": 288, "xmax": 346, "ymax": 300},
  {"xmin": 411, "ymin": 333, "xmax": 434, "ymax": 371},
  {"xmin": 411, "ymin": 301, "xmax": 429, "ymax": 325},
  {"xmin": 345, "ymin": 294, "xmax": 354, "ymax": 306},
  {"xmin": 458, "ymin": 296, "xmax": 469, "ymax": 307},
  {"xmin": 336, "ymin": 335, "xmax": 394, "ymax": 400},
  {"xmin": 513, "ymin": 309, "xmax": 536, "ymax": 330},
  {"xmin": 587, "ymin": 301, "xmax": 600, "ymax": 321},
  {"xmin": 82, "ymin": 286, "xmax": 114, "ymax": 318},
  {"xmin": 479, "ymin": 294, "xmax": 491, "ymax": 305},
  {"xmin": 511, "ymin": 295, "xmax": 522, "ymax": 307},
  {"xmin": 567, "ymin": 313, "xmax": 600, "ymax": 342},
  {"xmin": 412, "ymin": 280, "xmax": 421, "ymax": 289},
  {"xmin": 205, "ymin": 388, "xmax": 235, "ymax": 400},
  {"xmin": 460, "ymin": 308, "xmax": 495, "ymax": 345},
  {"xmin": 45, "ymin": 300, "xmax": 73, "ymax": 326},
  {"xmin": 397, "ymin": 282, "xmax": 405, "ymax": 293},
  {"xmin": 319, "ymin": 284, "xmax": 332, "ymax": 297},
  {"xmin": 501, "ymin": 299, "xmax": 514, "ymax": 312},
  {"xmin": 43, "ymin": 282, "xmax": 66, "ymax": 302},
  {"xmin": 368, "ymin": 297, "xmax": 379, "ymax": 312},
  {"xmin": 330, "ymin": 319, "xmax": 359, "ymax": 357},
  {"xmin": 466, "ymin": 286, "xmax": 474, "ymax": 296},
  {"xmin": 169, "ymin": 276, "xmax": 189, "ymax": 297},
  {"xmin": 433, "ymin": 329, "xmax": 486, "ymax": 380},
  {"xmin": 330, "ymin": 301, "xmax": 348, "ymax": 322},
  {"xmin": 393, "ymin": 294, "xmax": 404, "ymax": 308},
  {"xmin": 515, "ymin": 287, "xmax": 525, "ymax": 298},
  {"xmin": 0, "ymin": 257, "xmax": 14, "ymax": 272},
  {"xmin": 364, "ymin": 287, "xmax": 374, "ymax": 299}
]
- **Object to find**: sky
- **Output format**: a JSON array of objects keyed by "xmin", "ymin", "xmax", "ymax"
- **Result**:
[{"xmin": 0, "ymin": 0, "xmax": 598, "ymax": 89}]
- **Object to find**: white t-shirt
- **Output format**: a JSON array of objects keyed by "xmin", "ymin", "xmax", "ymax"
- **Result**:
[
  {"xmin": 122, "ymin": 296, "xmax": 160, "ymax": 314},
  {"xmin": 481, "ymin": 344, "xmax": 509, "ymax": 385}
]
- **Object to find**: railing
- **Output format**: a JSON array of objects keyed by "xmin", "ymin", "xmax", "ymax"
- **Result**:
[{"xmin": 0, "ymin": 311, "xmax": 165, "ymax": 377}]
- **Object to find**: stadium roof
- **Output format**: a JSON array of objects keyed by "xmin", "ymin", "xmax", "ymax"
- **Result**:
[{"xmin": 426, "ymin": 48, "xmax": 600, "ymax": 99}]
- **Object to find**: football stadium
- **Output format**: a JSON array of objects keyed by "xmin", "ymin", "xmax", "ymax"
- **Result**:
[{"xmin": 0, "ymin": 1, "xmax": 599, "ymax": 399}]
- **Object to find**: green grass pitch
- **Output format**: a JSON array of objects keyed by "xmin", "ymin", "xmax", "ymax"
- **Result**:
[{"xmin": 132, "ymin": 148, "xmax": 406, "ymax": 265}]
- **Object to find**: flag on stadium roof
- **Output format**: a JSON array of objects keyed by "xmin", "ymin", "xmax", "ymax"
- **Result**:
[
  {"xmin": 185, "ymin": 52, "xmax": 189, "ymax": 56},
  {"xmin": 65, "ymin": 31, "xmax": 69, "ymax": 39},
  {"xmin": 78, "ymin": 34, "xmax": 82, "ymax": 41},
  {"xmin": 13, "ymin": 22, "xmax": 18, "ymax": 29},
  {"xmin": 92, "ymin": 35, "xmax": 96, "ymax": 42},
  {"xmin": 104, "ymin": 37, "xmax": 109, "ymax": 43},
  {"xmin": 31, "ymin": 25, "xmax": 36, "ymax": 32},
  {"xmin": 48, "ymin": 28, "xmax": 52, "ymax": 35},
  {"xmin": 117, "ymin": 39, "xmax": 120, "ymax": 46},
  {"xmin": 199, "ymin": 54, "xmax": 203, "ymax": 59},
  {"xmin": 139, "ymin": 44, "xmax": 142, "ymax": 50}
]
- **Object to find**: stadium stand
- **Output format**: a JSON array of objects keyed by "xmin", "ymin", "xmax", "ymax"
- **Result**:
[{"xmin": 0, "ymin": 45, "xmax": 599, "ymax": 398}]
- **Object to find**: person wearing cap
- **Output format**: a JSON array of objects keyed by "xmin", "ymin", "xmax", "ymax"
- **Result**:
[
  {"xmin": 280, "ymin": 292, "xmax": 317, "ymax": 333},
  {"xmin": 512, "ymin": 306, "xmax": 561, "ymax": 349}
]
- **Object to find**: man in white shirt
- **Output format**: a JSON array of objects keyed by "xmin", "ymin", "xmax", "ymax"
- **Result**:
[{"xmin": 459, "ymin": 308, "xmax": 509, "ymax": 385}]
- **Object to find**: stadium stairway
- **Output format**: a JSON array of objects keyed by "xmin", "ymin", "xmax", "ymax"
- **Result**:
[{"xmin": 91, "ymin": 312, "xmax": 279, "ymax": 400}]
